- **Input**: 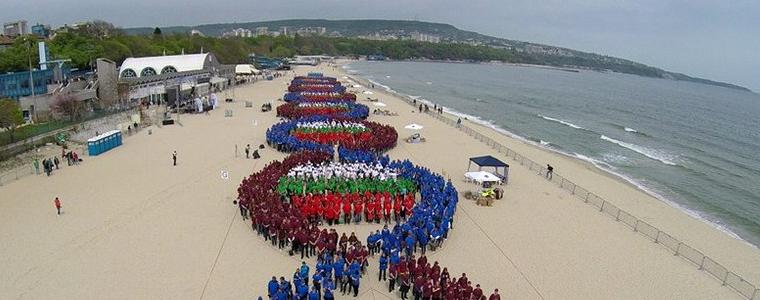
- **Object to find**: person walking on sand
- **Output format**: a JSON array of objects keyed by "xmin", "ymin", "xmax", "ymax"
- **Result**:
[
  {"xmin": 54, "ymin": 197, "xmax": 62, "ymax": 215},
  {"xmin": 33, "ymin": 159, "xmax": 40, "ymax": 175},
  {"xmin": 456, "ymin": 118, "xmax": 462, "ymax": 128},
  {"xmin": 246, "ymin": 144, "xmax": 251, "ymax": 159},
  {"xmin": 546, "ymin": 164, "xmax": 554, "ymax": 180},
  {"xmin": 54, "ymin": 156, "xmax": 60, "ymax": 169},
  {"xmin": 172, "ymin": 151, "xmax": 177, "ymax": 166}
]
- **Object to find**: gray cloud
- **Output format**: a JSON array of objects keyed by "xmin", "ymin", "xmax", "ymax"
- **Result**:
[{"xmin": 2, "ymin": 0, "xmax": 758, "ymax": 90}]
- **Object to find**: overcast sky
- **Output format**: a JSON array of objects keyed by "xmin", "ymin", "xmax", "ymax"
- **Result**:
[{"xmin": 3, "ymin": 0, "xmax": 759, "ymax": 91}]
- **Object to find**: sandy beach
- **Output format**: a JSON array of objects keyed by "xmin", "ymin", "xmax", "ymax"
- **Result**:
[{"xmin": 0, "ymin": 62, "xmax": 758, "ymax": 300}]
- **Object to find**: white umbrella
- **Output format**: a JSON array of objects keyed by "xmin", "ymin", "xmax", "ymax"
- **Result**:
[
  {"xmin": 353, "ymin": 84, "xmax": 363, "ymax": 88},
  {"xmin": 404, "ymin": 124, "xmax": 424, "ymax": 130},
  {"xmin": 373, "ymin": 102, "xmax": 387, "ymax": 107},
  {"xmin": 362, "ymin": 91, "xmax": 374, "ymax": 95}
]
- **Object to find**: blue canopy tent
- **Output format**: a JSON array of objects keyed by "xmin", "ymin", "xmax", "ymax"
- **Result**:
[{"xmin": 468, "ymin": 155, "xmax": 509, "ymax": 184}]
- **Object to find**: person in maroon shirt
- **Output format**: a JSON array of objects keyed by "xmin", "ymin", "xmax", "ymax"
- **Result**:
[
  {"xmin": 417, "ymin": 255, "xmax": 428, "ymax": 270},
  {"xmin": 488, "ymin": 289, "xmax": 500, "ymax": 300},
  {"xmin": 413, "ymin": 274, "xmax": 426, "ymax": 300},
  {"xmin": 440, "ymin": 268, "xmax": 450, "ymax": 291},
  {"xmin": 457, "ymin": 273, "xmax": 468, "ymax": 288},
  {"xmin": 407, "ymin": 255, "xmax": 417, "ymax": 277},
  {"xmin": 431, "ymin": 278, "xmax": 443, "ymax": 300},
  {"xmin": 472, "ymin": 284, "xmax": 483, "ymax": 300},
  {"xmin": 309, "ymin": 226, "xmax": 319, "ymax": 256},
  {"xmin": 422, "ymin": 278, "xmax": 433, "ymax": 300},
  {"xmin": 297, "ymin": 229, "xmax": 309, "ymax": 259},
  {"xmin": 461, "ymin": 281, "xmax": 473, "ymax": 300}
]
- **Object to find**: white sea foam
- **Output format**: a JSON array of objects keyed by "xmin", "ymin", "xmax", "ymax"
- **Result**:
[
  {"xmin": 540, "ymin": 140, "xmax": 550, "ymax": 146},
  {"xmin": 600, "ymin": 135, "xmax": 677, "ymax": 166},
  {"xmin": 538, "ymin": 114, "xmax": 584, "ymax": 129},
  {"xmin": 624, "ymin": 127, "xmax": 638, "ymax": 133},
  {"xmin": 426, "ymin": 81, "xmax": 433, "ymax": 85}
]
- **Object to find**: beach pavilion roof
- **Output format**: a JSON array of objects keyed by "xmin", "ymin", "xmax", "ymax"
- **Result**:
[
  {"xmin": 468, "ymin": 155, "xmax": 510, "ymax": 183},
  {"xmin": 119, "ymin": 53, "xmax": 220, "ymax": 79},
  {"xmin": 469, "ymin": 155, "xmax": 509, "ymax": 167}
]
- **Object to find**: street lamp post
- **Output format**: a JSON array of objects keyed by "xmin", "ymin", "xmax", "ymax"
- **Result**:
[{"xmin": 26, "ymin": 37, "xmax": 37, "ymax": 121}]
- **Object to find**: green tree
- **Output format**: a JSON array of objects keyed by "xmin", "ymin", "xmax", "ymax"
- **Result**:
[
  {"xmin": 153, "ymin": 27, "xmax": 162, "ymax": 36},
  {"xmin": 0, "ymin": 99, "xmax": 24, "ymax": 143}
]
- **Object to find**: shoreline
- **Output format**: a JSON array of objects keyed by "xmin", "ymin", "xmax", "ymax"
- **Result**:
[{"xmin": 342, "ymin": 62, "xmax": 756, "ymax": 249}]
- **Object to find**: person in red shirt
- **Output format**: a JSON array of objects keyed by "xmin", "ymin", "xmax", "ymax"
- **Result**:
[
  {"xmin": 54, "ymin": 197, "xmax": 62, "ymax": 215},
  {"xmin": 342, "ymin": 195, "xmax": 352, "ymax": 224},
  {"xmin": 488, "ymin": 289, "xmax": 500, "ymax": 300},
  {"xmin": 394, "ymin": 195, "xmax": 403, "ymax": 223},
  {"xmin": 383, "ymin": 196, "xmax": 392, "ymax": 224},
  {"xmin": 365, "ymin": 199, "xmax": 374, "ymax": 223},
  {"xmin": 354, "ymin": 199, "xmax": 363, "ymax": 224}
]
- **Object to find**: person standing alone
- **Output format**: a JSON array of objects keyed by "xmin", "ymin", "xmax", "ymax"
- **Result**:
[
  {"xmin": 546, "ymin": 164, "xmax": 554, "ymax": 180},
  {"xmin": 54, "ymin": 197, "xmax": 62, "ymax": 215},
  {"xmin": 246, "ymin": 144, "xmax": 251, "ymax": 159},
  {"xmin": 172, "ymin": 151, "xmax": 177, "ymax": 166}
]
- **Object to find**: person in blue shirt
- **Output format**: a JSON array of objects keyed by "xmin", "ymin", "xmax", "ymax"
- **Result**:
[
  {"xmin": 417, "ymin": 229, "xmax": 429, "ymax": 255},
  {"xmin": 279, "ymin": 277, "xmax": 292, "ymax": 300},
  {"xmin": 349, "ymin": 268, "xmax": 361, "ymax": 297},
  {"xmin": 312, "ymin": 270, "xmax": 323, "ymax": 295},
  {"xmin": 275, "ymin": 287, "xmax": 287, "ymax": 300},
  {"xmin": 322, "ymin": 278, "xmax": 335, "ymax": 300},
  {"xmin": 308, "ymin": 286, "xmax": 320, "ymax": 300},
  {"xmin": 296, "ymin": 279, "xmax": 309, "ymax": 300},
  {"xmin": 332, "ymin": 256, "xmax": 344, "ymax": 284},
  {"xmin": 268, "ymin": 276, "xmax": 279, "ymax": 299},
  {"xmin": 378, "ymin": 253, "xmax": 388, "ymax": 281},
  {"xmin": 404, "ymin": 234, "xmax": 415, "ymax": 257},
  {"xmin": 300, "ymin": 261, "xmax": 310, "ymax": 286}
]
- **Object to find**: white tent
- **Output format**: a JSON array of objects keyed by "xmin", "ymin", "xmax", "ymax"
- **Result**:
[
  {"xmin": 464, "ymin": 171, "xmax": 501, "ymax": 184},
  {"xmin": 235, "ymin": 64, "xmax": 261, "ymax": 75}
]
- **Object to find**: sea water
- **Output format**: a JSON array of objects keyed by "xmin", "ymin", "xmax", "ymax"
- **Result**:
[{"xmin": 347, "ymin": 61, "xmax": 760, "ymax": 248}]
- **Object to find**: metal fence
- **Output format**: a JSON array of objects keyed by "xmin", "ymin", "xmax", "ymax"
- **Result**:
[
  {"xmin": 0, "ymin": 164, "xmax": 35, "ymax": 186},
  {"xmin": 348, "ymin": 75, "xmax": 759, "ymax": 300}
]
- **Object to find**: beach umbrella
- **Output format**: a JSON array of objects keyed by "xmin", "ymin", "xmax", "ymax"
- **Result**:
[
  {"xmin": 404, "ymin": 124, "xmax": 424, "ymax": 130},
  {"xmin": 353, "ymin": 84, "xmax": 363, "ymax": 88},
  {"xmin": 373, "ymin": 102, "xmax": 387, "ymax": 107},
  {"xmin": 362, "ymin": 91, "xmax": 374, "ymax": 95}
]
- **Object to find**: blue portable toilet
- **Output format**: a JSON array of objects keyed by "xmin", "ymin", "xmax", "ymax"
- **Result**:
[{"xmin": 88, "ymin": 140, "xmax": 97, "ymax": 156}]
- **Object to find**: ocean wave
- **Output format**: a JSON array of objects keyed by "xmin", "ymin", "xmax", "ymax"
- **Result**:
[
  {"xmin": 344, "ymin": 67, "xmax": 753, "ymax": 247},
  {"xmin": 540, "ymin": 140, "xmax": 550, "ymax": 146},
  {"xmin": 609, "ymin": 123, "xmax": 649, "ymax": 136},
  {"xmin": 538, "ymin": 114, "xmax": 584, "ymax": 130},
  {"xmin": 600, "ymin": 135, "xmax": 678, "ymax": 166}
]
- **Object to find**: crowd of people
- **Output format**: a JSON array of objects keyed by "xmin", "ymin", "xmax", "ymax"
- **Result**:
[
  {"xmin": 284, "ymin": 92, "xmax": 357, "ymax": 102},
  {"xmin": 33, "ymin": 147, "xmax": 81, "ymax": 177},
  {"xmin": 247, "ymin": 74, "xmax": 497, "ymax": 299},
  {"xmin": 277, "ymin": 101, "xmax": 369, "ymax": 120},
  {"xmin": 266, "ymin": 116, "xmax": 397, "ymax": 155},
  {"xmin": 289, "ymin": 83, "xmax": 346, "ymax": 93}
]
